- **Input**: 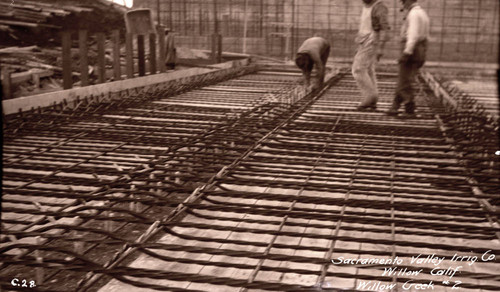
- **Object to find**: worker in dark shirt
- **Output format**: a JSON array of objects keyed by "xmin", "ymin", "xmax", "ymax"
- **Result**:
[
  {"xmin": 352, "ymin": 0, "xmax": 390, "ymax": 111},
  {"xmin": 295, "ymin": 37, "xmax": 331, "ymax": 89}
]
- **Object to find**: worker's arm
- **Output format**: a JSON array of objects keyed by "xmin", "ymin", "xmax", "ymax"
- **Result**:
[
  {"xmin": 372, "ymin": 3, "xmax": 391, "ymax": 61},
  {"xmin": 303, "ymin": 70, "xmax": 311, "ymax": 87},
  {"xmin": 403, "ymin": 10, "xmax": 420, "ymax": 55},
  {"xmin": 315, "ymin": 60, "xmax": 325, "ymax": 87}
]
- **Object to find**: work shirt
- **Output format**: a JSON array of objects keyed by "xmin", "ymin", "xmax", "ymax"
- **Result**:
[
  {"xmin": 356, "ymin": 0, "xmax": 390, "ymax": 45},
  {"xmin": 401, "ymin": 4, "xmax": 430, "ymax": 55}
]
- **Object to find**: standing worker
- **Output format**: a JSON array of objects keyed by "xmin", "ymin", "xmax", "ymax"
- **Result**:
[
  {"xmin": 352, "ymin": 0, "xmax": 390, "ymax": 111},
  {"xmin": 295, "ymin": 36, "xmax": 331, "ymax": 90},
  {"xmin": 165, "ymin": 29, "xmax": 176, "ymax": 70},
  {"xmin": 387, "ymin": 0, "xmax": 429, "ymax": 116}
]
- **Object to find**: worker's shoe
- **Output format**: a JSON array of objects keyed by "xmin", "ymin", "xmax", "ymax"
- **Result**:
[
  {"xmin": 386, "ymin": 103, "xmax": 400, "ymax": 116},
  {"xmin": 404, "ymin": 101, "xmax": 416, "ymax": 114},
  {"xmin": 356, "ymin": 101, "xmax": 377, "ymax": 111}
]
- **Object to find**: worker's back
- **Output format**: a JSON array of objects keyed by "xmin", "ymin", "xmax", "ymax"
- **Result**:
[{"xmin": 297, "ymin": 37, "xmax": 329, "ymax": 60}]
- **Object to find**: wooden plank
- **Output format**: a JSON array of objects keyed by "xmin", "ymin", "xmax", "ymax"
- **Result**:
[
  {"xmin": 112, "ymin": 30, "xmax": 121, "ymax": 81},
  {"xmin": 149, "ymin": 33, "xmax": 157, "ymax": 74},
  {"xmin": 79, "ymin": 30, "xmax": 89, "ymax": 86},
  {"xmin": 1, "ymin": 68, "xmax": 12, "ymax": 99},
  {"xmin": 10, "ymin": 69, "xmax": 53, "ymax": 84},
  {"xmin": 97, "ymin": 32, "xmax": 106, "ymax": 84},
  {"xmin": 125, "ymin": 32, "xmax": 134, "ymax": 78},
  {"xmin": 2, "ymin": 62, "xmax": 251, "ymax": 115},
  {"xmin": 137, "ymin": 35, "xmax": 145, "ymax": 77},
  {"xmin": 158, "ymin": 27, "xmax": 166, "ymax": 73},
  {"xmin": 61, "ymin": 31, "xmax": 72, "ymax": 90}
]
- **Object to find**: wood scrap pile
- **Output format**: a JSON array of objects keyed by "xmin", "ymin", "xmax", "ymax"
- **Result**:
[
  {"xmin": 0, "ymin": 0, "xmax": 126, "ymax": 46},
  {"xmin": 0, "ymin": 0, "xmax": 127, "ymax": 99}
]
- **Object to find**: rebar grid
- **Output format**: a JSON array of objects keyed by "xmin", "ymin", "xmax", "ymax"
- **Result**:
[
  {"xmin": 1, "ymin": 65, "xmax": 310, "ymax": 291},
  {"xmin": 1, "ymin": 65, "xmax": 499, "ymax": 291}
]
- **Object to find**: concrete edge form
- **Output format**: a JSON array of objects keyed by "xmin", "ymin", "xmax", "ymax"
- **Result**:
[{"xmin": 2, "ymin": 58, "xmax": 251, "ymax": 116}]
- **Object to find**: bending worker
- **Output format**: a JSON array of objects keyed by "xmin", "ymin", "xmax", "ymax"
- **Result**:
[
  {"xmin": 295, "ymin": 36, "xmax": 331, "ymax": 89},
  {"xmin": 352, "ymin": 0, "xmax": 390, "ymax": 111},
  {"xmin": 387, "ymin": 0, "xmax": 429, "ymax": 116}
]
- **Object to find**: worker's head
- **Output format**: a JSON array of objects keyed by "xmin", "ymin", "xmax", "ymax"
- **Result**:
[
  {"xmin": 362, "ymin": 0, "xmax": 375, "ymax": 5},
  {"xmin": 400, "ymin": 0, "xmax": 417, "ymax": 9},
  {"xmin": 295, "ymin": 53, "xmax": 313, "ymax": 73}
]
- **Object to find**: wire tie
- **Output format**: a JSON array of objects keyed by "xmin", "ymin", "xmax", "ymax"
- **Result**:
[{"xmin": 113, "ymin": 163, "xmax": 123, "ymax": 172}]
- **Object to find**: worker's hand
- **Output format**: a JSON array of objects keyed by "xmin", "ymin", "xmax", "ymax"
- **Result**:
[{"xmin": 398, "ymin": 53, "xmax": 411, "ymax": 64}]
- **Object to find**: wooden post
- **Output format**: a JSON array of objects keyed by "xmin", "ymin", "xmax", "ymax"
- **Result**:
[
  {"xmin": 125, "ymin": 32, "xmax": 134, "ymax": 78},
  {"xmin": 62, "ymin": 31, "xmax": 72, "ymax": 89},
  {"xmin": 1, "ymin": 68, "xmax": 12, "ymax": 99},
  {"xmin": 96, "ymin": 32, "xmax": 106, "ymax": 83},
  {"xmin": 157, "ymin": 0, "xmax": 161, "ymax": 24},
  {"xmin": 199, "ymin": 8, "xmax": 203, "ymax": 35},
  {"xmin": 79, "ymin": 30, "xmax": 89, "ymax": 86},
  {"xmin": 212, "ymin": 0, "xmax": 222, "ymax": 63},
  {"xmin": 158, "ymin": 27, "xmax": 166, "ymax": 72},
  {"xmin": 32, "ymin": 72, "xmax": 41, "ymax": 88},
  {"xmin": 149, "ymin": 33, "xmax": 157, "ymax": 74},
  {"xmin": 137, "ymin": 35, "xmax": 145, "ymax": 76},
  {"xmin": 243, "ymin": 0, "xmax": 248, "ymax": 54},
  {"xmin": 112, "ymin": 30, "xmax": 121, "ymax": 81}
]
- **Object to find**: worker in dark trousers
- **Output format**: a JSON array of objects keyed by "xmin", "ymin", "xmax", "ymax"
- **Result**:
[
  {"xmin": 352, "ymin": 0, "xmax": 390, "ymax": 111},
  {"xmin": 295, "ymin": 36, "xmax": 331, "ymax": 90},
  {"xmin": 387, "ymin": 0, "xmax": 429, "ymax": 116},
  {"xmin": 165, "ymin": 30, "xmax": 176, "ymax": 70}
]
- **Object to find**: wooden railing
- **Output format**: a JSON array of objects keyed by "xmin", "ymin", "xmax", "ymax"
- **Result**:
[{"xmin": 61, "ymin": 28, "xmax": 169, "ymax": 90}]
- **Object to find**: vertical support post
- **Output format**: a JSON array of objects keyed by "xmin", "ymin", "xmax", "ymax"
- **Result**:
[
  {"xmin": 212, "ymin": 0, "xmax": 222, "ymax": 63},
  {"xmin": 183, "ymin": 0, "xmax": 188, "ymax": 35},
  {"xmin": 137, "ymin": 35, "xmax": 146, "ymax": 76},
  {"xmin": 199, "ymin": 7, "xmax": 203, "ymax": 36},
  {"xmin": 158, "ymin": 27, "xmax": 166, "ymax": 72},
  {"xmin": 439, "ymin": 0, "xmax": 447, "ymax": 64},
  {"xmin": 169, "ymin": 0, "xmax": 173, "ymax": 31},
  {"xmin": 1, "ymin": 68, "xmax": 12, "ymax": 99},
  {"xmin": 79, "ymin": 30, "xmax": 89, "ymax": 86},
  {"xmin": 157, "ymin": 0, "xmax": 161, "ymax": 24},
  {"xmin": 62, "ymin": 31, "xmax": 72, "ymax": 89},
  {"xmin": 32, "ymin": 72, "xmax": 40, "ymax": 88},
  {"xmin": 125, "ymin": 32, "xmax": 134, "ymax": 78},
  {"xmin": 473, "ymin": 0, "xmax": 482, "ymax": 66},
  {"xmin": 96, "ymin": 32, "xmax": 106, "ymax": 84},
  {"xmin": 112, "ymin": 30, "xmax": 121, "ymax": 81},
  {"xmin": 291, "ymin": 0, "xmax": 296, "ymax": 60},
  {"xmin": 149, "ymin": 33, "xmax": 157, "ymax": 74},
  {"xmin": 346, "ymin": 0, "xmax": 351, "ymax": 58},
  {"xmin": 260, "ymin": 0, "xmax": 264, "ymax": 38},
  {"xmin": 243, "ymin": 0, "xmax": 249, "ymax": 54}
]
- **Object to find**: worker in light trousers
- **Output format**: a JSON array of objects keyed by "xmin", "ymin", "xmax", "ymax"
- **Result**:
[{"xmin": 352, "ymin": 0, "xmax": 390, "ymax": 111}]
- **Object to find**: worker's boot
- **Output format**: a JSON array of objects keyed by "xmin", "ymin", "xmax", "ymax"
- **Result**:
[
  {"xmin": 357, "ymin": 101, "xmax": 377, "ymax": 111},
  {"xmin": 404, "ymin": 101, "xmax": 416, "ymax": 114},
  {"xmin": 386, "ymin": 103, "xmax": 400, "ymax": 116},
  {"xmin": 357, "ymin": 96, "xmax": 378, "ymax": 111}
]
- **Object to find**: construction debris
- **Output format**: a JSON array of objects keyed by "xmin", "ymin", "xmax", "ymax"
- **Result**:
[{"xmin": 0, "ymin": 0, "xmax": 127, "ymax": 99}]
